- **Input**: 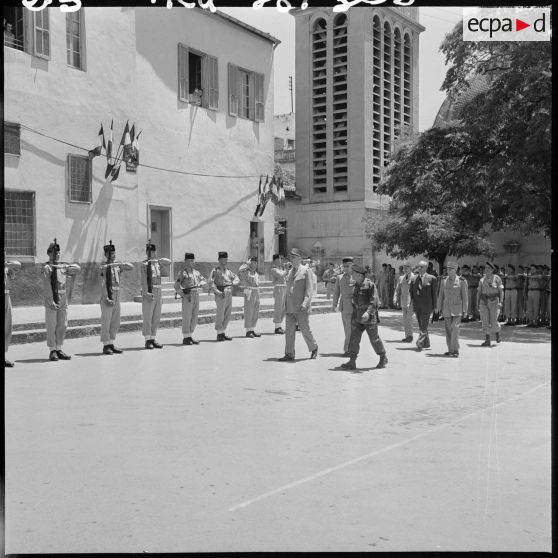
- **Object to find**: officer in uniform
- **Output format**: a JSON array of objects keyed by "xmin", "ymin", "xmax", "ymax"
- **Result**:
[
  {"xmin": 539, "ymin": 265, "xmax": 549, "ymax": 326},
  {"xmin": 141, "ymin": 240, "xmax": 171, "ymax": 349},
  {"xmin": 42, "ymin": 239, "xmax": 81, "ymax": 361},
  {"xmin": 208, "ymin": 251, "xmax": 240, "ymax": 341},
  {"xmin": 174, "ymin": 252, "xmax": 207, "ymax": 345},
  {"xmin": 503, "ymin": 264, "xmax": 519, "ymax": 326},
  {"xmin": 467, "ymin": 265, "xmax": 481, "ymax": 321},
  {"xmin": 516, "ymin": 265, "xmax": 527, "ymax": 324},
  {"xmin": 525, "ymin": 263, "xmax": 541, "ymax": 327},
  {"xmin": 5, "ymin": 251, "xmax": 21, "ymax": 367},
  {"xmin": 341, "ymin": 263, "xmax": 387, "ymax": 370},
  {"xmin": 239, "ymin": 256, "xmax": 261, "ymax": 338},
  {"xmin": 322, "ymin": 262, "xmax": 337, "ymax": 300},
  {"xmin": 546, "ymin": 266, "xmax": 551, "ymax": 329},
  {"xmin": 99, "ymin": 241, "xmax": 134, "ymax": 355},
  {"xmin": 332, "ymin": 257, "xmax": 354, "ymax": 356},
  {"xmin": 460, "ymin": 265, "xmax": 472, "ymax": 321},
  {"xmin": 278, "ymin": 248, "xmax": 318, "ymax": 361},
  {"xmin": 435, "ymin": 261, "xmax": 468, "ymax": 357},
  {"xmin": 393, "ymin": 261, "xmax": 415, "ymax": 341},
  {"xmin": 270, "ymin": 254, "xmax": 287, "ymax": 334},
  {"xmin": 477, "ymin": 262, "xmax": 504, "ymax": 346}
]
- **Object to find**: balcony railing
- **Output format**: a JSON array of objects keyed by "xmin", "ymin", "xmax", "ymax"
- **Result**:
[{"xmin": 274, "ymin": 149, "xmax": 296, "ymax": 163}]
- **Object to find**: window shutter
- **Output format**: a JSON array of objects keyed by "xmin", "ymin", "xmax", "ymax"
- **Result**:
[
  {"xmin": 255, "ymin": 72, "xmax": 265, "ymax": 123},
  {"xmin": 248, "ymin": 72, "xmax": 255, "ymax": 121},
  {"xmin": 228, "ymin": 63, "xmax": 238, "ymax": 117},
  {"xmin": 33, "ymin": 10, "xmax": 50, "ymax": 59},
  {"xmin": 178, "ymin": 43, "xmax": 189, "ymax": 103},
  {"xmin": 208, "ymin": 56, "xmax": 219, "ymax": 110}
]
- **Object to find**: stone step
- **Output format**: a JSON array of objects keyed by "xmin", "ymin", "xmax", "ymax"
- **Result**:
[
  {"xmin": 133, "ymin": 289, "xmax": 276, "ymax": 304},
  {"xmin": 11, "ymin": 302, "xmax": 335, "ymax": 345}
]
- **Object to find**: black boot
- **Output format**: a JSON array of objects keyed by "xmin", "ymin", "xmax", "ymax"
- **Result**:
[
  {"xmin": 496, "ymin": 332, "xmax": 501, "ymax": 343},
  {"xmin": 481, "ymin": 335, "xmax": 491, "ymax": 347},
  {"xmin": 341, "ymin": 358, "xmax": 356, "ymax": 370},
  {"xmin": 377, "ymin": 354, "xmax": 388, "ymax": 369},
  {"xmin": 103, "ymin": 345, "xmax": 114, "ymax": 355}
]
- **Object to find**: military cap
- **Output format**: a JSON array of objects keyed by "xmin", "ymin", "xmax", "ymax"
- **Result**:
[
  {"xmin": 184, "ymin": 252, "xmax": 195, "ymax": 260},
  {"xmin": 446, "ymin": 261, "xmax": 458, "ymax": 269},
  {"xmin": 530, "ymin": 263, "xmax": 537, "ymax": 268},
  {"xmin": 507, "ymin": 264, "xmax": 515, "ymax": 271},
  {"xmin": 543, "ymin": 265, "xmax": 550, "ymax": 270},
  {"xmin": 104, "ymin": 240, "xmax": 115, "ymax": 253},
  {"xmin": 461, "ymin": 264, "xmax": 470, "ymax": 270},
  {"xmin": 272, "ymin": 253, "xmax": 281, "ymax": 261},
  {"xmin": 342, "ymin": 257, "xmax": 354, "ymax": 263},
  {"xmin": 351, "ymin": 263, "xmax": 366, "ymax": 275},
  {"xmin": 518, "ymin": 265, "xmax": 525, "ymax": 270},
  {"xmin": 290, "ymin": 248, "xmax": 304, "ymax": 258},
  {"xmin": 146, "ymin": 240, "xmax": 156, "ymax": 252},
  {"xmin": 249, "ymin": 256, "xmax": 258, "ymax": 262},
  {"xmin": 218, "ymin": 251, "xmax": 228, "ymax": 259},
  {"xmin": 47, "ymin": 238, "xmax": 60, "ymax": 254}
]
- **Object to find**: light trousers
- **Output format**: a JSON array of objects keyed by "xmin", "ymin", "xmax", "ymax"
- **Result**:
[
  {"xmin": 443, "ymin": 315, "xmax": 461, "ymax": 353},
  {"xmin": 479, "ymin": 300, "xmax": 501, "ymax": 335},
  {"xmin": 100, "ymin": 291, "xmax": 121, "ymax": 344},
  {"xmin": 181, "ymin": 291, "xmax": 200, "ymax": 336},
  {"xmin": 504, "ymin": 290, "xmax": 518, "ymax": 320},
  {"xmin": 214, "ymin": 288, "xmax": 233, "ymax": 332},
  {"xmin": 326, "ymin": 282, "xmax": 334, "ymax": 299},
  {"xmin": 5, "ymin": 292, "xmax": 12, "ymax": 352},
  {"xmin": 401, "ymin": 304, "xmax": 413, "ymax": 338},
  {"xmin": 244, "ymin": 289, "xmax": 260, "ymax": 330},
  {"xmin": 142, "ymin": 289, "xmax": 162, "ymax": 339},
  {"xmin": 341, "ymin": 311, "xmax": 352, "ymax": 353},
  {"xmin": 284, "ymin": 312, "xmax": 317, "ymax": 357},
  {"xmin": 273, "ymin": 286, "xmax": 286, "ymax": 325},
  {"xmin": 526, "ymin": 290, "xmax": 540, "ymax": 322},
  {"xmin": 45, "ymin": 294, "xmax": 68, "ymax": 350}
]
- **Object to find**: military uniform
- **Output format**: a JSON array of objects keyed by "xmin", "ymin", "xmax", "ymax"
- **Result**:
[
  {"xmin": 467, "ymin": 267, "xmax": 481, "ymax": 321},
  {"xmin": 516, "ymin": 266, "xmax": 527, "ymax": 323},
  {"xmin": 239, "ymin": 258, "xmax": 261, "ymax": 337},
  {"xmin": 322, "ymin": 265, "xmax": 336, "ymax": 299},
  {"xmin": 525, "ymin": 265, "xmax": 542, "ymax": 327},
  {"xmin": 539, "ymin": 266, "xmax": 549, "ymax": 325},
  {"xmin": 270, "ymin": 255, "xmax": 287, "ymax": 334},
  {"xmin": 333, "ymin": 257, "xmax": 355, "ymax": 355},
  {"xmin": 477, "ymin": 263, "xmax": 504, "ymax": 345},
  {"xmin": 436, "ymin": 265, "xmax": 468, "ymax": 356},
  {"xmin": 208, "ymin": 251, "xmax": 240, "ymax": 341},
  {"xmin": 546, "ymin": 268, "xmax": 551, "ymax": 328},
  {"xmin": 342, "ymin": 264, "xmax": 387, "ymax": 370},
  {"xmin": 42, "ymin": 239, "xmax": 81, "ymax": 361},
  {"xmin": 378, "ymin": 266, "xmax": 389, "ymax": 308},
  {"xmin": 394, "ymin": 264, "xmax": 415, "ymax": 341},
  {"xmin": 503, "ymin": 265, "xmax": 519, "ymax": 325},
  {"xmin": 99, "ymin": 241, "xmax": 133, "ymax": 354},
  {"xmin": 174, "ymin": 252, "xmax": 207, "ymax": 344},
  {"xmin": 141, "ymin": 241, "xmax": 168, "ymax": 348},
  {"xmin": 5, "ymin": 255, "xmax": 21, "ymax": 367}
]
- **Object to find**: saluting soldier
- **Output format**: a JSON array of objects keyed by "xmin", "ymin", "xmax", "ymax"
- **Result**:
[
  {"xmin": 208, "ymin": 251, "xmax": 240, "ymax": 341},
  {"xmin": 516, "ymin": 265, "xmax": 527, "ymax": 324},
  {"xmin": 239, "ymin": 256, "xmax": 261, "ymax": 338},
  {"xmin": 435, "ymin": 261, "xmax": 468, "ymax": 357},
  {"xmin": 141, "ymin": 240, "xmax": 171, "ymax": 349},
  {"xmin": 503, "ymin": 264, "xmax": 519, "ymax": 326},
  {"xmin": 42, "ymin": 239, "xmax": 81, "ymax": 361},
  {"xmin": 341, "ymin": 263, "xmax": 387, "ymax": 370},
  {"xmin": 525, "ymin": 263, "xmax": 542, "ymax": 327},
  {"xmin": 174, "ymin": 252, "xmax": 207, "ymax": 345},
  {"xmin": 5, "ymin": 250, "xmax": 21, "ymax": 368},
  {"xmin": 270, "ymin": 254, "xmax": 287, "ymax": 334},
  {"xmin": 99, "ymin": 241, "xmax": 133, "ymax": 355},
  {"xmin": 332, "ymin": 257, "xmax": 354, "ymax": 356},
  {"xmin": 322, "ymin": 262, "xmax": 337, "ymax": 300},
  {"xmin": 477, "ymin": 262, "xmax": 504, "ymax": 346}
]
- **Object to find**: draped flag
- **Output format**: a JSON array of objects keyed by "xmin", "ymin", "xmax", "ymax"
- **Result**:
[
  {"xmin": 276, "ymin": 175, "xmax": 285, "ymax": 207},
  {"xmin": 105, "ymin": 119, "xmax": 114, "ymax": 179},
  {"xmin": 131, "ymin": 130, "xmax": 141, "ymax": 166},
  {"xmin": 124, "ymin": 124, "xmax": 135, "ymax": 162},
  {"xmin": 89, "ymin": 124, "xmax": 105, "ymax": 157},
  {"xmin": 257, "ymin": 175, "xmax": 271, "ymax": 217},
  {"xmin": 254, "ymin": 175, "xmax": 263, "ymax": 217}
]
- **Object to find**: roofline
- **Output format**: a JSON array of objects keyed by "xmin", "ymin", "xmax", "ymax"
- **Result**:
[{"xmin": 200, "ymin": 9, "xmax": 281, "ymax": 47}]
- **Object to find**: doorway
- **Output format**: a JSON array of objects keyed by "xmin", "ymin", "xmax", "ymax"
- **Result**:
[
  {"xmin": 249, "ymin": 220, "xmax": 265, "ymax": 273},
  {"xmin": 277, "ymin": 219, "xmax": 287, "ymax": 257},
  {"xmin": 149, "ymin": 206, "xmax": 172, "ymax": 279}
]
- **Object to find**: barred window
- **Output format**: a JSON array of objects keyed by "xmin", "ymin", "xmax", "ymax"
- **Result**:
[
  {"xmin": 4, "ymin": 190, "xmax": 35, "ymax": 256},
  {"xmin": 4, "ymin": 123, "xmax": 21, "ymax": 156},
  {"xmin": 68, "ymin": 154, "xmax": 92, "ymax": 203}
]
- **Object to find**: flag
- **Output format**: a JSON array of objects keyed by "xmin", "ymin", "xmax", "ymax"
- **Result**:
[
  {"xmin": 89, "ymin": 124, "xmax": 105, "ymax": 157},
  {"xmin": 105, "ymin": 119, "xmax": 114, "ymax": 179},
  {"xmin": 123, "ymin": 122, "xmax": 133, "ymax": 162},
  {"xmin": 130, "ymin": 130, "xmax": 141, "ymax": 166},
  {"xmin": 257, "ymin": 175, "xmax": 271, "ymax": 217},
  {"xmin": 111, "ymin": 165, "xmax": 121, "ymax": 183},
  {"xmin": 277, "ymin": 176, "xmax": 285, "ymax": 207},
  {"xmin": 119, "ymin": 121, "xmax": 129, "ymax": 147}
]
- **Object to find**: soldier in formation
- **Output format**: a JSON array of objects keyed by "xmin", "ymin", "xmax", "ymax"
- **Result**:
[
  {"xmin": 174, "ymin": 252, "xmax": 207, "ymax": 345},
  {"xmin": 270, "ymin": 254, "xmax": 287, "ymax": 334},
  {"xmin": 99, "ymin": 241, "xmax": 134, "ymax": 355},
  {"xmin": 322, "ymin": 262, "xmax": 337, "ymax": 300},
  {"xmin": 332, "ymin": 257, "xmax": 354, "ymax": 356},
  {"xmin": 141, "ymin": 240, "xmax": 171, "ymax": 349},
  {"xmin": 5, "ymin": 251, "xmax": 21, "ymax": 367},
  {"xmin": 208, "ymin": 251, "xmax": 240, "ymax": 341},
  {"xmin": 239, "ymin": 256, "xmax": 261, "ymax": 338},
  {"xmin": 42, "ymin": 239, "xmax": 81, "ymax": 361}
]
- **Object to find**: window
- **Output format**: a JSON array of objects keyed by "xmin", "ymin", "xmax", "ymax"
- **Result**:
[
  {"xmin": 66, "ymin": 11, "xmax": 84, "ymax": 69},
  {"xmin": 286, "ymin": 139, "xmax": 295, "ymax": 149},
  {"xmin": 4, "ymin": 7, "xmax": 26, "ymax": 51},
  {"xmin": 4, "ymin": 190, "xmax": 35, "ymax": 256},
  {"xmin": 228, "ymin": 64, "xmax": 265, "ymax": 122},
  {"xmin": 33, "ymin": 10, "xmax": 50, "ymax": 59},
  {"xmin": 68, "ymin": 154, "xmax": 92, "ymax": 203},
  {"xmin": 4, "ymin": 123, "xmax": 21, "ymax": 156},
  {"xmin": 177, "ymin": 43, "xmax": 218, "ymax": 109}
]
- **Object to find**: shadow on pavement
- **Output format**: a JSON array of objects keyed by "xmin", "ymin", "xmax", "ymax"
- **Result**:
[
  {"xmin": 426, "ymin": 353, "xmax": 454, "ymax": 358},
  {"xmin": 122, "ymin": 347, "xmax": 154, "ymax": 352},
  {"xmin": 396, "ymin": 347, "xmax": 421, "ymax": 351},
  {"xmin": 15, "ymin": 358, "xmax": 53, "ymax": 364},
  {"xmin": 75, "ymin": 352, "xmax": 106, "ymax": 357},
  {"xmin": 263, "ymin": 357, "xmax": 305, "ymax": 363},
  {"xmin": 320, "ymin": 352, "xmax": 346, "ymax": 357}
]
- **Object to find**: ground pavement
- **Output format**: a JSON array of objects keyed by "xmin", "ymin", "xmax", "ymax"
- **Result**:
[{"xmin": 4, "ymin": 311, "xmax": 551, "ymax": 553}]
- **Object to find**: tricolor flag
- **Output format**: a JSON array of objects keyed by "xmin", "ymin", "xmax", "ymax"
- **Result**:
[
  {"xmin": 277, "ymin": 176, "xmax": 285, "ymax": 207},
  {"xmin": 89, "ymin": 124, "xmax": 105, "ymax": 157},
  {"xmin": 257, "ymin": 175, "xmax": 271, "ymax": 217},
  {"xmin": 110, "ymin": 165, "xmax": 121, "ymax": 183},
  {"xmin": 131, "ymin": 130, "xmax": 141, "ymax": 166},
  {"xmin": 105, "ymin": 119, "xmax": 114, "ymax": 179},
  {"xmin": 123, "ymin": 122, "xmax": 134, "ymax": 162}
]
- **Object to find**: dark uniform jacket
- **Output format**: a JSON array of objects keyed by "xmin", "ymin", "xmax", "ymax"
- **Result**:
[
  {"xmin": 351, "ymin": 278, "xmax": 380, "ymax": 325},
  {"xmin": 410, "ymin": 272, "xmax": 438, "ymax": 314}
]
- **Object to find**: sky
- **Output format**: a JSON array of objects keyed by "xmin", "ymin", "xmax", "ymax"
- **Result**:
[{"xmin": 220, "ymin": 6, "xmax": 464, "ymax": 131}]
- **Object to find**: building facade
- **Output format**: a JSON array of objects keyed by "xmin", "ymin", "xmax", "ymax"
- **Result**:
[
  {"xmin": 290, "ymin": 6, "xmax": 424, "ymax": 269},
  {"xmin": 4, "ymin": 6, "xmax": 279, "ymax": 305}
]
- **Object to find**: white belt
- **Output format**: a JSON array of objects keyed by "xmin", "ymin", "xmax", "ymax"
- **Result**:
[{"xmin": 274, "ymin": 284, "xmax": 287, "ymax": 288}]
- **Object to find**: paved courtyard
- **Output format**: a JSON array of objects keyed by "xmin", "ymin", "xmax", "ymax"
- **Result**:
[{"xmin": 4, "ymin": 311, "xmax": 551, "ymax": 553}]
